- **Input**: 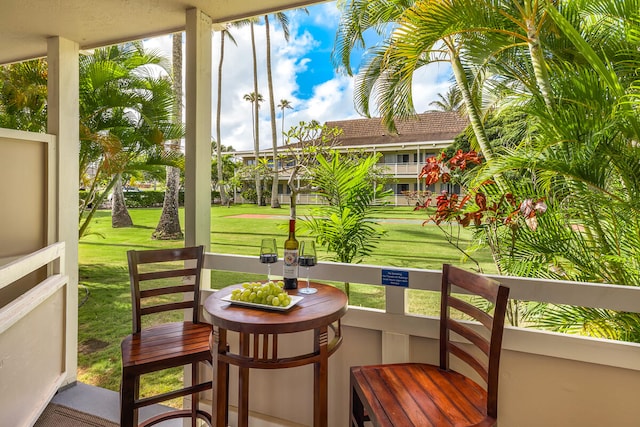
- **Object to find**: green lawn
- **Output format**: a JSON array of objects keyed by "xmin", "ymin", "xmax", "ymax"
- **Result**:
[{"xmin": 77, "ymin": 204, "xmax": 494, "ymax": 400}]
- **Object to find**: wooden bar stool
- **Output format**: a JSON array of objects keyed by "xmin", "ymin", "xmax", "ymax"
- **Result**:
[
  {"xmin": 120, "ymin": 246, "xmax": 212, "ymax": 427},
  {"xmin": 350, "ymin": 264, "xmax": 510, "ymax": 426}
]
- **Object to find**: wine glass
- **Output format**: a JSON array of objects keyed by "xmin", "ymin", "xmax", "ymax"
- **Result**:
[
  {"xmin": 298, "ymin": 240, "xmax": 317, "ymax": 294},
  {"xmin": 259, "ymin": 238, "xmax": 278, "ymax": 281}
]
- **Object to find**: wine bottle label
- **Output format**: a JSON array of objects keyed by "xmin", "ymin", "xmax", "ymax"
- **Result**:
[{"xmin": 283, "ymin": 248, "xmax": 298, "ymax": 279}]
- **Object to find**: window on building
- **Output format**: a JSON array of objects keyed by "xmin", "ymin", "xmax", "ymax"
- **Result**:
[
  {"xmin": 397, "ymin": 183, "xmax": 410, "ymax": 194},
  {"xmin": 278, "ymin": 184, "xmax": 291, "ymax": 195},
  {"xmin": 397, "ymin": 154, "xmax": 410, "ymax": 163},
  {"xmin": 443, "ymin": 183, "xmax": 461, "ymax": 195}
]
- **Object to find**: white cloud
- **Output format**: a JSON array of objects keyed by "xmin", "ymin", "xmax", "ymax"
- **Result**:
[
  {"xmin": 306, "ymin": 2, "xmax": 342, "ymax": 26},
  {"xmin": 412, "ymin": 62, "xmax": 455, "ymax": 113}
]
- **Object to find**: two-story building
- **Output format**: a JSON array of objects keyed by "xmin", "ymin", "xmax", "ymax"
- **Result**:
[{"xmin": 234, "ymin": 111, "xmax": 469, "ymax": 206}]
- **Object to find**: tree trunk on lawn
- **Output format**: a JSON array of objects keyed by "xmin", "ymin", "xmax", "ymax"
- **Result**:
[
  {"xmin": 153, "ymin": 31, "xmax": 184, "ymax": 240},
  {"xmin": 216, "ymin": 30, "xmax": 229, "ymax": 206},
  {"xmin": 250, "ymin": 21, "xmax": 263, "ymax": 206},
  {"xmin": 112, "ymin": 174, "xmax": 133, "ymax": 228},
  {"xmin": 265, "ymin": 15, "xmax": 280, "ymax": 209},
  {"xmin": 153, "ymin": 165, "xmax": 183, "ymax": 239}
]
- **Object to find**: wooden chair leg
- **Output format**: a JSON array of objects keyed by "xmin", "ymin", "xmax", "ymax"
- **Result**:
[
  {"xmin": 191, "ymin": 361, "xmax": 198, "ymax": 427},
  {"xmin": 350, "ymin": 383, "xmax": 366, "ymax": 427},
  {"xmin": 134, "ymin": 375, "xmax": 140, "ymax": 427},
  {"xmin": 120, "ymin": 369, "xmax": 136, "ymax": 427}
]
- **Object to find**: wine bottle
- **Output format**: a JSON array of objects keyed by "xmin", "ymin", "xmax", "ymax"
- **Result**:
[{"xmin": 283, "ymin": 219, "xmax": 299, "ymax": 289}]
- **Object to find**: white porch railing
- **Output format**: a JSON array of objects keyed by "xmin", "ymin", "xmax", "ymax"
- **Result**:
[
  {"xmin": 0, "ymin": 242, "xmax": 69, "ymax": 427},
  {"xmin": 5, "ymin": 246, "xmax": 638, "ymax": 426},
  {"xmin": 202, "ymin": 253, "xmax": 640, "ymax": 427}
]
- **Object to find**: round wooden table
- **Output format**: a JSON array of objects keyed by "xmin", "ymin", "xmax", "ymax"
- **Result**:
[{"xmin": 203, "ymin": 282, "xmax": 348, "ymax": 427}]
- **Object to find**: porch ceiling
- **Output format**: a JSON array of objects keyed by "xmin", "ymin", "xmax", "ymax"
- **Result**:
[{"xmin": 0, "ymin": 0, "xmax": 327, "ymax": 65}]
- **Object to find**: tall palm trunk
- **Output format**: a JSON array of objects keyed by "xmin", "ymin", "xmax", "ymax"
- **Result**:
[
  {"xmin": 265, "ymin": 15, "xmax": 280, "ymax": 208},
  {"xmin": 216, "ymin": 30, "xmax": 229, "ymax": 206},
  {"xmin": 526, "ymin": 24, "xmax": 554, "ymax": 111},
  {"xmin": 153, "ymin": 32, "xmax": 183, "ymax": 240},
  {"xmin": 111, "ymin": 174, "xmax": 133, "ymax": 228},
  {"xmin": 250, "ymin": 22, "xmax": 263, "ymax": 206},
  {"xmin": 447, "ymin": 38, "xmax": 507, "ymax": 190},
  {"xmin": 447, "ymin": 39, "xmax": 492, "ymax": 162},
  {"xmin": 79, "ymin": 169, "xmax": 117, "ymax": 238},
  {"xmin": 513, "ymin": 0, "xmax": 554, "ymax": 112},
  {"xmin": 281, "ymin": 107, "xmax": 286, "ymax": 145}
]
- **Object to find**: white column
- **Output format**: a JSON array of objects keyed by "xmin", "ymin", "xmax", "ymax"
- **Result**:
[
  {"xmin": 47, "ymin": 36, "xmax": 79, "ymax": 385},
  {"xmin": 185, "ymin": 8, "xmax": 212, "ymax": 285}
]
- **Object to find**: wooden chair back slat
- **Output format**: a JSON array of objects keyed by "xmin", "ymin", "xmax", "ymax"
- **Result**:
[
  {"xmin": 446, "ymin": 265, "xmax": 502, "ymax": 303},
  {"xmin": 132, "ymin": 246, "xmax": 203, "ymax": 263},
  {"xmin": 449, "ymin": 296, "xmax": 494, "ymax": 330},
  {"xmin": 137, "ymin": 267, "xmax": 199, "ymax": 282},
  {"xmin": 140, "ymin": 301, "xmax": 194, "ymax": 316},
  {"xmin": 449, "ymin": 342, "xmax": 489, "ymax": 383},
  {"xmin": 140, "ymin": 285, "xmax": 195, "ymax": 299},
  {"xmin": 449, "ymin": 319, "xmax": 490, "ymax": 356}
]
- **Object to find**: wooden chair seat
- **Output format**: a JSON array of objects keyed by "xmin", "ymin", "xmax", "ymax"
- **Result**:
[
  {"xmin": 121, "ymin": 322, "xmax": 212, "ymax": 374},
  {"xmin": 351, "ymin": 363, "xmax": 494, "ymax": 427}
]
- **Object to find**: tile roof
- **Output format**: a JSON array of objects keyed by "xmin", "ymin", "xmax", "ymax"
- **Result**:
[{"xmin": 325, "ymin": 111, "xmax": 469, "ymax": 147}]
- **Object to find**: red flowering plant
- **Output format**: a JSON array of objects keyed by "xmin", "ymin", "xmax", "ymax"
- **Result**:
[
  {"xmin": 417, "ymin": 150, "xmax": 547, "ymax": 276},
  {"xmin": 419, "ymin": 149, "xmax": 546, "ymax": 230},
  {"xmin": 417, "ymin": 150, "xmax": 547, "ymax": 326}
]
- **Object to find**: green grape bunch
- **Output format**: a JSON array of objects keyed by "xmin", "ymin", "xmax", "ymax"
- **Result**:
[{"xmin": 230, "ymin": 280, "xmax": 292, "ymax": 307}]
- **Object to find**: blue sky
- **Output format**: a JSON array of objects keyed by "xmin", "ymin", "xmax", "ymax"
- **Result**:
[{"xmin": 145, "ymin": 1, "xmax": 453, "ymax": 152}]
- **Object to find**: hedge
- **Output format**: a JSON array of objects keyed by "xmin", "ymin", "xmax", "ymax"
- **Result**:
[{"xmin": 80, "ymin": 190, "xmax": 221, "ymax": 209}]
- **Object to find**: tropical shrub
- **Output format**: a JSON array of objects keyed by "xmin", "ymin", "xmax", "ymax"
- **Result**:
[
  {"xmin": 335, "ymin": 0, "xmax": 640, "ymax": 340},
  {"xmin": 301, "ymin": 152, "xmax": 392, "ymax": 297}
]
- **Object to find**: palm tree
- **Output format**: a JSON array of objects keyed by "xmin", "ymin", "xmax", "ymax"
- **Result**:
[
  {"xmin": 336, "ymin": 0, "xmax": 640, "ymax": 337},
  {"xmin": 211, "ymin": 141, "xmax": 238, "ymax": 204},
  {"xmin": 109, "ymin": 73, "xmax": 181, "ymax": 230},
  {"xmin": 77, "ymin": 42, "xmax": 179, "ymax": 237},
  {"xmin": 153, "ymin": 31, "xmax": 184, "ymax": 240},
  {"xmin": 111, "ymin": 173, "xmax": 133, "ymax": 227},
  {"xmin": 428, "ymin": 85, "xmax": 462, "ymax": 112},
  {"xmin": 249, "ymin": 18, "xmax": 264, "ymax": 205},
  {"xmin": 215, "ymin": 25, "xmax": 238, "ymax": 206},
  {"xmin": 0, "ymin": 59, "xmax": 47, "ymax": 132},
  {"xmin": 332, "ymin": 0, "xmax": 495, "ymax": 163},
  {"xmin": 405, "ymin": 0, "xmax": 640, "ymax": 337},
  {"xmin": 277, "ymin": 99, "xmax": 293, "ymax": 145},
  {"xmin": 243, "ymin": 92, "xmax": 264, "ymax": 134},
  {"xmin": 302, "ymin": 152, "xmax": 392, "ymax": 298},
  {"xmin": 265, "ymin": 12, "xmax": 290, "ymax": 209},
  {"xmin": 243, "ymin": 91, "xmax": 264, "ymax": 204},
  {"xmin": 486, "ymin": 2, "xmax": 640, "ymax": 337}
]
